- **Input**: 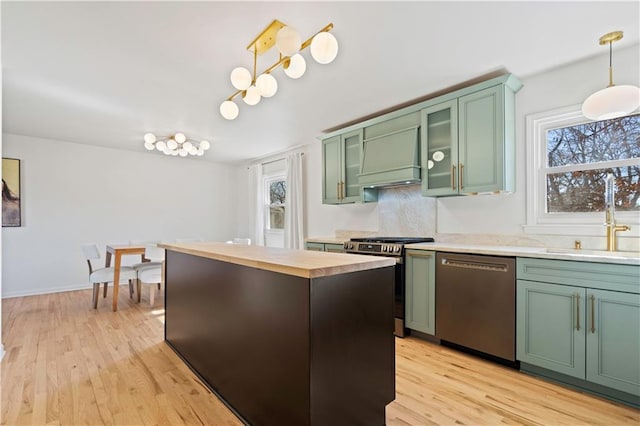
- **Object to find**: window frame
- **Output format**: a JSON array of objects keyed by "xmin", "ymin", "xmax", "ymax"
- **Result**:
[
  {"xmin": 263, "ymin": 173, "xmax": 286, "ymax": 233},
  {"xmin": 524, "ymin": 104, "xmax": 639, "ymax": 237}
]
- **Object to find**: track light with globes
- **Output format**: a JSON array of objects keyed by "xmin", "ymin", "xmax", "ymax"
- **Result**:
[{"xmin": 219, "ymin": 20, "xmax": 339, "ymax": 120}]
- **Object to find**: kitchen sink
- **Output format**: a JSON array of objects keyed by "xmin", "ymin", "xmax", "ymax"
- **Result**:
[{"xmin": 545, "ymin": 248, "xmax": 640, "ymax": 259}]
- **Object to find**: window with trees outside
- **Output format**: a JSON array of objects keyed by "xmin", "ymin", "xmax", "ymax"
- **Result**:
[
  {"xmin": 266, "ymin": 176, "xmax": 286, "ymax": 230},
  {"xmin": 526, "ymin": 106, "xmax": 639, "ymax": 235}
]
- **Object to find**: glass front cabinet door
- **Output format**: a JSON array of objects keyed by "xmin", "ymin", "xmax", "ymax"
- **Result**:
[{"xmin": 421, "ymin": 100, "xmax": 458, "ymax": 196}]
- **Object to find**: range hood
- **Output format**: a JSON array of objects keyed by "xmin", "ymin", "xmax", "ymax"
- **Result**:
[{"xmin": 358, "ymin": 125, "xmax": 421, "ymax": 187}]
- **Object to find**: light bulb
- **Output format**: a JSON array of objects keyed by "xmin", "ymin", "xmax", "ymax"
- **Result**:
[
  {"xmin": 179, "ymin": 149, "xmax": 188, "ymax": 157},
  {"xmin": 175, "ymin": 133, "xmax": 186, "ymax": 143},
  {"xmin": 256, "ymin": 73, "xmax": 278, "ymax": 98},
  {"xmin": 167, "ymin": 139, "xmax": 178, "ymax": 150},
  {"xmin": 197, "ymin": 149, "xmax": 204, "ymax": 156},
  {"xmin": 144, "ymin": 133, "xmax": 156, "ymax": 144},
  {"xmin": 427, "ymin": 160, "xmax": 434, "ymax": 170},
  {"xmin": 183, "ymin": 141, "xmax": 193, "ymax": 151},
  {"xmin": 144, "ymin": 141, "xmax": 155, "ymax": 150},
  {"xmin": 200, "ymin": 140, "xmax": 210, "ymax": 150},
  {"xmin": 188, "ymin": 145, "xmax": 198, "ymax": 155},
  {"xmin": 284, "ymin": 54, "xmax": 306, "ymax": 79},
  {"xmin": 171, "ymin": 150, "xmax": 179, "ymax": 156},
  {"xmin": 582, "ymin": 85, "xmax": 640, "ymax": 120},
  {"xmin": 433, "ymin": 151, "xmax": 444, "ymax": 162},
  {"xmin": 230, "ymin": 67, "xmax": 252, "ymax": 90},
  {"xmin": 243, "ymin": 85, "xmax": 261, "ymax": 106},
  {"xmin": 156, "ymin": 141, "xmax": 167, "ymax": 152},
  {"xmin": 276, "ymin": 26, "xmax": 301, "ymax": 56},
  {"xmin": 310, "ymin": 32, "xmax": 339, "ymax": 64},
  {"xmin": 220, "ymin": 100, "xmax": 239, "ymax": 120}
]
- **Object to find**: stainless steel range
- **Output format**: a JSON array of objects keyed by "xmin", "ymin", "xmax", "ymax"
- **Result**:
[{"xmin": 343, "ymin": 237, "xmax": 435, "ymax": 337}]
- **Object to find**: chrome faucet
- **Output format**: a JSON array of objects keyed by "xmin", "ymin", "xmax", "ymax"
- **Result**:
[{"xmin": 604, "ymin": 173, "xmax": 630, "ymax": 251}]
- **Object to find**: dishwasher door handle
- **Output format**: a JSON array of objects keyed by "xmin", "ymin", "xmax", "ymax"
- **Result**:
[{"xmin": 441, "ymin": 258, "xmax": 509, "ymax": 273}]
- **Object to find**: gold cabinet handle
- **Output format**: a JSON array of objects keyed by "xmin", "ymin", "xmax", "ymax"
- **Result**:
[
  {"xmin": 451, "ymin": 164, "xmax": 456, "ymax": 190},
  {"xmin": 340, "ymin": 181, "xmax": 345, "ymax": 199},
  {"xmin": 590, "ymin": 294, "xmax": 595, "ymax": 334},
  {"xmin": 459, "ymin": 163, "xmax": 464, "ymax": 190},
  {"xmin": 337, "ymin": 182, "xmax": 341, "ymax": 200},
  {"xmin": 575, "ymin": 293, "xmax": 580, "ymax": 331}
]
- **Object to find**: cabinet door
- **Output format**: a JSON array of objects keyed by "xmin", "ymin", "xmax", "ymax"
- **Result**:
[
  {"xmin": 322, "ymin": 136, "xmax": 341, "ymax": 204},
  {"xmin": 517, "ymin": 280, "xmax": 586, "ymax": 379},
  {"xmin": 586, "ymin": 289, "xmax": 640, "ymax": 396},
  {"xmin": 458, "ymin": 85, "xmax": 504, "ymax": 194},
  {"xmin": 405, "ymin": 250, "xmax": 436, "ymax": 335},
  {"xmin": 324, "ymin": 243, "xmax": 345, "ymax": 253},
  {"xmin": 421, "ymin": 100, "xmax": 459, "ymax": 197},
  {"xmin": 341, "ymin": 129, "xmax": 363, "ymax": 203},
  {"xmin": 305, "ymin": 242, "xmax": 325, "ymax": 251}
]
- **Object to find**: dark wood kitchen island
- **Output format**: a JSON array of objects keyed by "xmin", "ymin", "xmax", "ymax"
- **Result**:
[{"xmin": 159, "ymin": 242, "xmax": 396, "ymax": 426}]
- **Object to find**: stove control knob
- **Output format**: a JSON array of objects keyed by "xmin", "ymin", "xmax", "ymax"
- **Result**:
[{"xmin": 394, "ymin": 246, "xmax": 401, "ymax": 253}]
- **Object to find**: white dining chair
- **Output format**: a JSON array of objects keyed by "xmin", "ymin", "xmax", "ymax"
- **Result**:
[
  {"xmin": 135, "ymin": 244, "xmax": 165, "ymax": 306},
  {"xmin": 82, "ymin": 243, "xmax": 138, "ymax": 309}
]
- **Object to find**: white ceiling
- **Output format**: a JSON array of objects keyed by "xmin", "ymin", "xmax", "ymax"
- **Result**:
[{"xmin": 2, "ymin": 1, "xmax": 639, "ymax": 164}]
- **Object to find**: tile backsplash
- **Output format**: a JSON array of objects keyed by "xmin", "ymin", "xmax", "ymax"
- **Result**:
[
  {"xmin": 378, "ymin": 184, "xmax": 436, "ymax": 237},
  {"xmin": 333, "ymin": 184, "xmax": 638, "ymax": 252}
]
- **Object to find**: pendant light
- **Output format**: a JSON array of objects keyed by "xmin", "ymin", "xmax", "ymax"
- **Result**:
[{"xmin": 582, "ymin": 31, "xmax": 640, "ymax": 121}]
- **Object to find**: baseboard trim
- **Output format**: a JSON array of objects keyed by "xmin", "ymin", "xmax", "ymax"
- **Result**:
[{"xmin": 2, "ymin": 284, "xmax": 92, "ymax": 299}]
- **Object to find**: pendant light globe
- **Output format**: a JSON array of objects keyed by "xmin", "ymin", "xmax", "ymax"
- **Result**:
[
  {"xmin": 276, "ymin": 26, "xmax": 301, "ymax": 56},
  {"xmin": 220, "ymin": 100, "xmax": 239, "ymax": 120},
  {"xmin": 256, "ymin": 73, "xmax": 278, "ymax": 97},
  {"xmin": 284, "ymin": 54, "xmax": 306, "ymax": 79},
  {"xmin": 582, "ymin": 85, "xmax": 640, "ymax": 120},
  {"xmin": 243, "ymin": 85, "xmax": 262, "ymax": 106},
  {"xmin": 230, "ymin": 67, "xmax": 252, "ymax": 90},
  {"xmin": 310, "ymin": 32, "xmax": 339, "ymax": 64}
]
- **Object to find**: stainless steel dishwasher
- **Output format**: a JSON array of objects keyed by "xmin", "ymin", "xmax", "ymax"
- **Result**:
[{"xmin": 435, "ymin": 252, "xmax": 516, "ymax": 361}]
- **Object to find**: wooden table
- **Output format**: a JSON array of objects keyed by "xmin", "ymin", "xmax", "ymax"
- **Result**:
[{"xmin": 105, "ymin": 244, "xmax": 145, "ymax": 312}]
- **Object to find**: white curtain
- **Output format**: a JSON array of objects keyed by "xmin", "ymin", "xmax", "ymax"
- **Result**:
[
  {"xmin": 284, "ymin": 152, "xmax": 304, "ymax": 249},
  {"xmin": 247, "ymin": 164, "xmax": 264, "ymax": 246}
]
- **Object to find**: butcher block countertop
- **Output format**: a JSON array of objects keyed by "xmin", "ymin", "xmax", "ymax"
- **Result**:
[{"xmin": 159, "ymin": 242, "xmax": 395, "ymax": 279}]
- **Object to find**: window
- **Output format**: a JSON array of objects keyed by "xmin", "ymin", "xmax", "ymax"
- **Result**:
[
  {"xmin": 266, "ymin": 177, "xmax": 286, "ymax": 230},
  {"xmin": 526, "ymin": 105, "xmax": 639, "ymax": 235}
]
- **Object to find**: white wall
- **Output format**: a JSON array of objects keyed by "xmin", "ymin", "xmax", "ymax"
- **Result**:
[{"xmin": 2, "ymin": 133, "xmax": 239, "ymax": 298}]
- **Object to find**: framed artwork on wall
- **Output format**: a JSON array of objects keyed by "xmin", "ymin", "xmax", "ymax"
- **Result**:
[{"xmin": 2, "ymin": 157, "xmax": 21, "ymax": 227}]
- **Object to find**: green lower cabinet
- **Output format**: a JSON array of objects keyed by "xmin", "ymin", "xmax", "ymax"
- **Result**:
[
  {"xmin": 586, "ymin": 289, "xmax": 640, "ymax": 396},
  {"xmin": 305, "ymin": 242, "xmax": 325, "ymax": 251},
  {"xmin": 517, "ymin": 280, "xmax": 586, "ymax": 378},
  {"xmin": 405, "ymin": 250, "xmax": 436, "ymax": 335},
  {"xmin": 517, "ymin": 274, "xmax": 640, "ymax": 399},
  {"xmin": 324, "ymin": 243, "xmax": 345, "ymax": 253},
  {"xmin": 305, "ymin": 242, "xmax": 345, "ymax": 253}
]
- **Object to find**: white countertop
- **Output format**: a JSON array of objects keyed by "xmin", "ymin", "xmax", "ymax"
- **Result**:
[{"xmin": 404, "ymin": 242, "xmax": 640, "ymax": 266}]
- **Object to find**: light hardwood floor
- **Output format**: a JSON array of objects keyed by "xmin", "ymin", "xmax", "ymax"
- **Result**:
[{"xmin": 1, "ymin": 289, "xmax": 638, "ymax": 425}]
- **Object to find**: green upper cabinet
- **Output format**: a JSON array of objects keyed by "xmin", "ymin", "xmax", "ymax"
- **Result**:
[
  {"xmin": 421, "ymin": 100, "xmax": 458, "ymax": 196},
  {"xmin": 421, "ymin": 77, "xmax": 520, "ymax": 196},
  {"xmin": 322, "ymin": 129, "xmax": 377, "ymax": 204},
  {"xmin": 320, "ymin": 74, "xmax": 522, "ymax": 202}
]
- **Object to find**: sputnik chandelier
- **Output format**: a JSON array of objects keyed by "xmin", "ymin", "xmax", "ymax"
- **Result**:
[
  {"xmin": 219, "ymin": 20, "xmax": 339, "ymax": 120},
  {"xmin": 143, "ymin": 132, "xmax": 211, "ymax": 157}
]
